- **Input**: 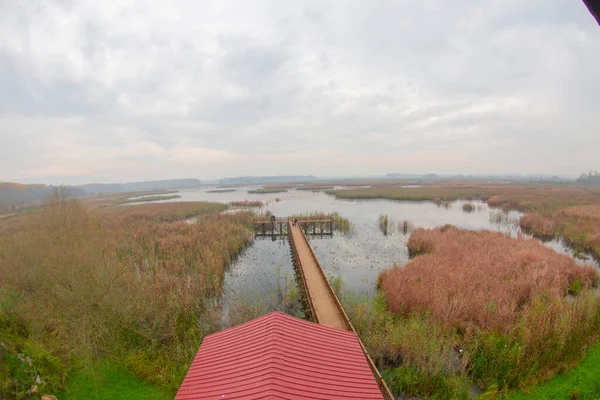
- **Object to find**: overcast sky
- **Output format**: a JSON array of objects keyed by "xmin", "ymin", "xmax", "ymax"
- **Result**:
[{"xmin": 1, "ymin": 0, "xmax": 599, "ymax": 184}]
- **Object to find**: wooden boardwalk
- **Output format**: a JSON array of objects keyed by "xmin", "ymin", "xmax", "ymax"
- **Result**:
[
  {"xmin": 287, "ymin": 221, "xmax": 395, "ymax": 399},
  {"xmin": 289, "ymin": 222, "xmax": 347, "ymax": 330}
]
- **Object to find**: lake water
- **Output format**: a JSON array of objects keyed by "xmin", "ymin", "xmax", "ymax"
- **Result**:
[{"xmin": 139, "ymin": 186, "xmax": 600, "ymax": 326}]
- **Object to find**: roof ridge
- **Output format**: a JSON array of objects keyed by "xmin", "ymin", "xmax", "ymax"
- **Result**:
[{"xmin": 175, "ymin": 312, "xmax": 383, "ymax": 400}]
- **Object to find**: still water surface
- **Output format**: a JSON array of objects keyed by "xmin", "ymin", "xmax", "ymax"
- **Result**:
[{"xmin": 140, "ymin": 186, "xmax": 599, "ymax": 326}]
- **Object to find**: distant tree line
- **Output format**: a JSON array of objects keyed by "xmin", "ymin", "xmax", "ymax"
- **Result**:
[
  {"xmin": 0, "ymin": 183, "xmax": 83, "ymax": 212},
  {"xmin": 577, "ymin": 171, "xmax": 600, "ymax": 185}
]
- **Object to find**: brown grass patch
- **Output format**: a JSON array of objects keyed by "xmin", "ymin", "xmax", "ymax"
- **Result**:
[
  {"xmin": 519, "ymin": 214, "xmax": 556, "ymax": 238},
  {"xmin": 262, "ymin": 184, "xmax": 299, "ymax": 189},
  {"xmin": 96, "ymin": 201, "xmax": 226, "ymax": 222},
  {"xmin": 486, "ymin": 195, "xmax": 505, "ymax": 208},
  {"xmin": 561, "ymin": 205, "xmax": 600, "ymax": 220},
  {"xmin": 296, "ymin": 185, "xmax": 335, "ymax": 191},
  {"xmin": 230, "ymin": 200, "xmax": 264, "ymax": 207},
  {"xmin": 383, "ymin": 228, "xmax": 598, "ymax": 332}
]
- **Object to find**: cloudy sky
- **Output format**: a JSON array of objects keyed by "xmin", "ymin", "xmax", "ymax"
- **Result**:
[{"xmin": 1, "ymin": 0, "xmax": 599, "ymax": 184}]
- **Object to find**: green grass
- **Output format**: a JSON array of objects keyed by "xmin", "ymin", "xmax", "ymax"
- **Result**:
[
  {"xmin": 60, "ymin": 362, "xmax": 173, "ymax": 400},
  {"xmin": 508, "ymin": 341, "xmax": 600, "ymax": 400},
  {"xmin": 247, "ymin": 188, "xmax": 288, "ymax": 194}
]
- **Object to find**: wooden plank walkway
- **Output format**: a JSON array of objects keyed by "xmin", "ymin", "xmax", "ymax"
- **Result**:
[
  {"xmin": 287, "ymin": 221, "xmax": 396, "ymax": 400},
  {"xmin": 289, "ymin": 222, "xmax": 347, "ymax": 330}
]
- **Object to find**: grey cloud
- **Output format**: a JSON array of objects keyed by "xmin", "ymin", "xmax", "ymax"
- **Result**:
[
  {"xmin": 0, "ymin": 49, "xmax": 118, "ymax": 118},
  {"xmin": 0, "ymin": 0, "xmax": 599, "ymax": 183}
]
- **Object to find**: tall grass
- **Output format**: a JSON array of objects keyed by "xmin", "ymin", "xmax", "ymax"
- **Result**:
[
  {"xmin": 230, "ymin": 200, "xmax": 264, "ymax": 208},
  {"xmin": 296, "ymin": 185, "xmax": 335, "ymax": 191},
  {"xmin": 389, "ymin": 227, "xmax": 598, "ymax": 331},
  {"xmin": 288, "ymin": 211, "xmax": 353, "ymax": 233},
  {"xmin": 379, "ymin": 214, "xmax": 392, "ymax": 236},
  {"xmin": 98, "ymin": 201, "xmax": 227, "ymax": 222},
  {"xmin": 341, "ymin": 292, "xmax": 471, "ymax": 399},
  {"xmin": 519, "ymin": 214, "xmax": 556, "ymax": 239},
  {"xmin": 116, "ymin": 195, "xmax": 181, "ymax": 204},
  {"xmin": 247, "ymin": 188, "xmax": 288, "ymax": 194},
  {"xmin": 400, "ymin": 220, "xmax": 415, "ymax": 235},
  {"xmin": 0, "ymin": 191, "xmax": 254, "ymax": 396},
  {"xmin": 371, "ymin": 227, "xmax": 600, "ymax": 396}
]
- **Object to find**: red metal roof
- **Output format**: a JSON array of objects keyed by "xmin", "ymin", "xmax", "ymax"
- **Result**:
[{"xmin": 175, "ymin": 312, "xmax": 384, "ymax": 400}]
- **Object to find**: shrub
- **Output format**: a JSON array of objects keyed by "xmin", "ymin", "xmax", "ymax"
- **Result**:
[{"xmin": 486, "ymin": 195, "xmax": 505, "ymax": 208}]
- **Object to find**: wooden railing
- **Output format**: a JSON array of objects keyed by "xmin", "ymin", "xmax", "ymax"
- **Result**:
[
  {"xmin": 294, "ymin": 224, "xmax": 395, "ymax": 400},
  {"xmin": 254, "ymin": 218, "xmax": 334, "ymax": 224}
]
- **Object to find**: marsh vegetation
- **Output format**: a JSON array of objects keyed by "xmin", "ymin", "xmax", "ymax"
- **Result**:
[
  {"xmin": 345, "ymin": 227, "xmax": 600, "ymax": 398},
  {"xmin": 229, "ymin": 200, "xmax": 264, "ymax": 208},
  {"xmin": 206, "ymin": 189, "xmax": 236, "ymax": 193},
  {"xmin": 247, "ymin": 188, "xmax": 288, "ymax": 194},
  {"xmin": 0, "ymin": 192, "xmax": 253, "ymax": 397},
  {"xmin": 2, "ymin": 183, "xmax": 599, "ymax": 399},
  {"xmin": 116, "ymin": 194, "xmax": 181, "ymax": 204}
]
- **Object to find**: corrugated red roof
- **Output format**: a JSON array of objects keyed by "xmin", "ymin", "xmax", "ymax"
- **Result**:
[{"xmin": 175, "ymin": 312, "xmax": 384, "ymax": 400}]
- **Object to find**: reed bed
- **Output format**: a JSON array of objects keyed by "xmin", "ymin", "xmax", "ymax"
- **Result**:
[
  {"xmin": 207, "ymin": 189, "xmax": 236, "ymax": 193},
  {"xmin": 116, "ymin": 194, "xmax": 181, "ymax": 204},
  {"xmin": 519, "ymin": 214, "xmax": 556, "ymax": 238},
  {"xmin": 230, "ymin": 200, "xmax": 264, "ymax": 208},
  {"xmin": 296, "ymin": 185, "xmax": 335, "ymax": 191},
  {"xmin": 379, "ymin": 214, "xmax": 393, "ymax": 236},
  {"xmin": 343, "ymin": 227, "xmax": 600, "ymax": 398},
  {"xmin": 0, "ymin": 193, "xmax": 254, "ymax": 396},
  {"xmin": 98, "ymin": 201, "xmax": 227, "ymax": 222},
  {"xmin": 392, "ymin": 227, "xmax": 598, "ymax": 331},
  {"xmin": 288, "ymin": 211, "xmax": 353, "ymax": 233},
  {"xmin": 561, "ymin": 205, "xmax": 600, "ymax": 219},
  {"xmin": 247, "ymin": 188, "xmax": 288, "ymax": 194}
]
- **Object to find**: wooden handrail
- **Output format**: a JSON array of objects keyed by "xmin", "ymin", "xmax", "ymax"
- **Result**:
[{"xmin": 254, "ymin": 218, "xmax": 334, "ymax": 224}]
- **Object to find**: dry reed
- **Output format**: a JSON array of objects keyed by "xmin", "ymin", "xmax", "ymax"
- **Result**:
[
  {"xmin": 230, "ymin": 200, "xmax": 264, "ymax": 207},
  {"xmin": 0, "ymin": 193, "xmax": 254, "ymax": 392},
  {"xmin": 383, "ymin": 227, "xmax": 598, "ymax": 332}
]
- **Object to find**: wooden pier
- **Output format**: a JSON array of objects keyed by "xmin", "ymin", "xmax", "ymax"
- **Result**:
[
  {"xmin": 253, "ymin": 218, "xmax": 333, "ymax": 237},
  {"xmin": 286, "ymin": 221, "xmax": 395, "ymax": 400}
]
